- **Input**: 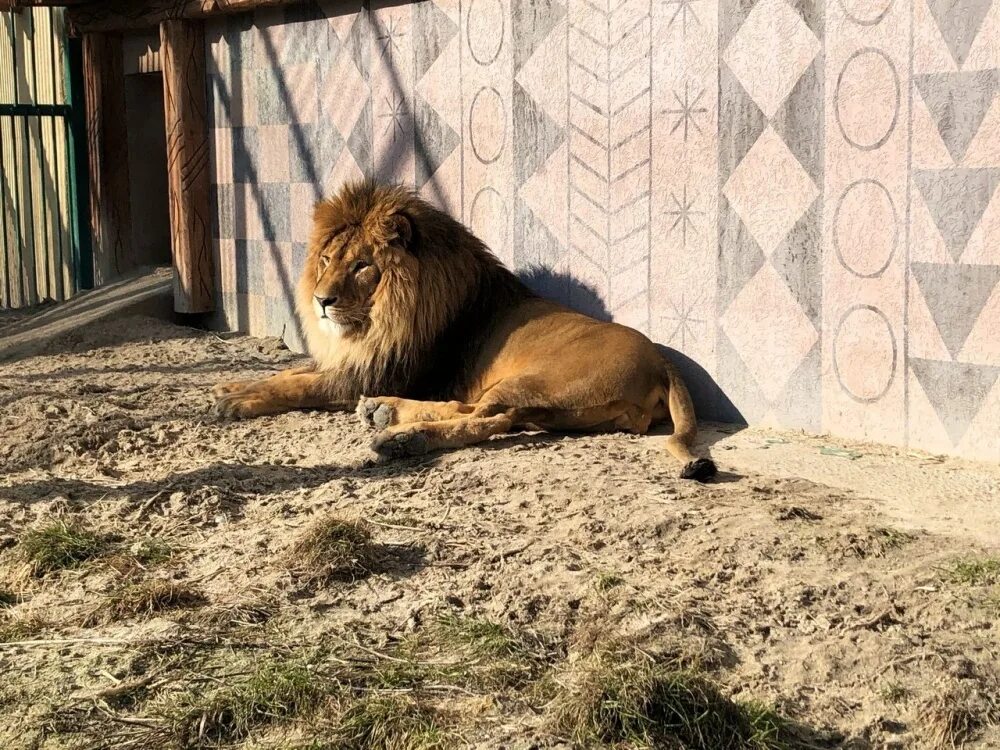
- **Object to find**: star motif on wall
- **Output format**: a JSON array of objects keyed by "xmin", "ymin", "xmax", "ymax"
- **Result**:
[
  {"xmin": 662, "ymin": 293, "xmax": 705, "ymax": 349},
  {"xmin": 664, "ymin": 83, "xmax": 708, "ymax": 141},
  {"xmin": 376, "ymin": 16, "xmax": 405, "ymax": 62},
  {"xmin": 379, "ymin": 93, "xmax": 409, "ymax": 142},
  {"xmin": 664, "ymin": 0, "xmax": 702, "ymax": 35},
  {"xmin": 664, "ymin": 185, "xmax": 704, "ymax": 247}
]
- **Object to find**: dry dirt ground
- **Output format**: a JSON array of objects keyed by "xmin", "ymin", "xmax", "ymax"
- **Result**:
[{"xmin": 0, "ymin": 316, "xmax": 998, "ymax": 749}]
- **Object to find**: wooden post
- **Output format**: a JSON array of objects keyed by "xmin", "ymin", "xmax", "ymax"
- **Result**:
[
  {"xmin": 160, "ymin": 18, "xmax": 213, "ymax": 313},
  {"xmin": 82, "ymin": 32, "xmax": 132, "ymax": 285}
]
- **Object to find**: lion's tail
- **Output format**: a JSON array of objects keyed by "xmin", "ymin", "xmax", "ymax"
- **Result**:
[{"xmin": 661, "ymin": 362, "xmax": 717, "ymax": 482}]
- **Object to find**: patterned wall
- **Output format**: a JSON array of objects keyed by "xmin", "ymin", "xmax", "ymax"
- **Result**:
[{"xmin": 204, "ymin": 0, "xmax": 1000, "ymax": 461}]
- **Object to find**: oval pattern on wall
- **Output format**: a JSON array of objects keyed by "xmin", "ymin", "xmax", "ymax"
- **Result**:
[
  {"xmin": 467, "ymin": 0, "xmax": 505, "ymax": 65},
  {"xmin": 835, "ymin": 48, "xmax": 900, "ymax": 151},
  {"xmin": 834, "ymin": 304, "xmax": 898, "ymax": 403},
  {"xmin": 834, "ymin": 178, "xmax": 898, "ymax": 278},
  {"xmin": 470, "ymin": 187, "xmax": 509, "ymax": 254},
  {"xmin": 838, "ymin": 0, "xmax": 894, "ymax": 26},
  {"xmin": 470, "ymin": 86, "xmax": 506, "ymax": 164}
]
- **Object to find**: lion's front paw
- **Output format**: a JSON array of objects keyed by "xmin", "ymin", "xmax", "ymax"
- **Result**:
[
  {"xmin": 214, "ymin": 391, "xmax": 267, "ymax": 420},
  {"xmin": 370, "ymin": 428, "xmax": 430, "ymax": 459},
  {"xmin": 356, "ymin": 397, "xmax": 397, "ymax": 431}
]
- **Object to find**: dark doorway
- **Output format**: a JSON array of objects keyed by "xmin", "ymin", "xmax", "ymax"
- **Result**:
[{"xmin": 124, "ymin": 72, "xmax": 171, "ymax": 267}]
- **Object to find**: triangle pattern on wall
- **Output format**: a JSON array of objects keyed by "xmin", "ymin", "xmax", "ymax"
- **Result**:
[
  {"xmin": 914, "ymin": 168, "xmax": 1000, "ymax": 261},
  {"xmin": 412, "ymin": 0, "xmax": 459, "ymax": 81},
  {"xmin": 915, "ymin": 71, "xmax": 1000, "ymax": 163},
  {"xmin": 911, "ymin": 358, "xmax": 999, "ymax": 446},
  {"xmin": 413, "ymin": 93, "xmax": 460, "ymax": 189},
  {"xmin": 911, "ymin": 261, "xmax": 1000, "ymax": 359},
  {"xmin": 924, "ymin": 0, "xmax": 992, "ymax": 68}
]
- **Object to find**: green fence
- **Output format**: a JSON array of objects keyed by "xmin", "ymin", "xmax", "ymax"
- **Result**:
[{"xmin": 0, "ymin": 6, "xmax": 90, "ymax": 309}]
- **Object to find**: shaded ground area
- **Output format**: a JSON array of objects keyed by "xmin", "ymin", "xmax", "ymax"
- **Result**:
[{"xmin": 0, "ymin": 316, "xmax": 998, "ymax": 749}]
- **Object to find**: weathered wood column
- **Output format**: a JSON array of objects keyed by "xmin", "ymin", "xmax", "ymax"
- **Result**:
[
  {"xmin": 82, "ymin": 32, "xmax": 133, "ymax": 285},
  {"xmin": 160, "ymin": 18, "xmax": 214, "ymax": 313}
]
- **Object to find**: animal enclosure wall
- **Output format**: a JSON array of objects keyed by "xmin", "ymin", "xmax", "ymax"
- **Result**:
[{"xmin": 204, "ymin": 0, "xmax": 1000, "ymax": 461}]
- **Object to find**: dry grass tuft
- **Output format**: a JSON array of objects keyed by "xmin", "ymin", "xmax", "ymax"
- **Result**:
[
  {"xmin": 286, "ymin": 517, "xmax": 378, "ymax": 584},
  {"xmin": 823, "ymin": 526, "xmax": 915, "ymax": 559},
  {"xmin": 552, "ymin": 645, "xmax": 797, "ymax": 750},
  {"xmin": 328, "ymin": 695, "xmax": 450, "ymax": 750},
  {"xmin": 84, "ymin": 579, "xmax": 205, "ymax": 626},
  {"xmin": 919, "ymin": 682, "xmax": 997, "ymax": 750},
  {"xmin": 18, "ymin": 520, "xmax": 109, "ymax": 576},
  {"xmin": 0, "ymin": 613, "xmax": 48, "ymax": 642}
]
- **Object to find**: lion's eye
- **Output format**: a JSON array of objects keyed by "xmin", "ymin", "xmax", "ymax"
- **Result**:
[
  {"xmin": 351, "ymin": 260, "xmax": 371, "ymax": 274},
  {"xmin": 319, "ymin": 256, "xmax": 331, "ymax": 269}
]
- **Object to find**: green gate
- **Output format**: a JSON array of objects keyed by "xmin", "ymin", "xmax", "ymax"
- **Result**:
[{"xmin": 0, "ymin": 6, "xmax": 91, "ymax": 309}]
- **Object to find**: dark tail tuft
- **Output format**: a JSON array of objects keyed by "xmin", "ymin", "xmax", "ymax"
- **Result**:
[{"xmin": 680, "ymin": 457, "xmax": 717, "ymax": 482}]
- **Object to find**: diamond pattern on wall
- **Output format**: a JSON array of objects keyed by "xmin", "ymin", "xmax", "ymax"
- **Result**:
[
  {"xmin": 720, "ymin": 263, "xmax": 819, "ymax": 402},
  {"xmin": 723, "ymin": 0, "xmax": 820, "ymax": 119},
  {"xmin": 723, "ymin": 125, "xmax": 818, "ymax": 256}
]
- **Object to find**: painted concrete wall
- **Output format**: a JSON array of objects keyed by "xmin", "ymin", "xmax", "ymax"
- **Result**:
[{"xmin": 204, "ymin": 0, "xmax": 1000, "ymax": 461}]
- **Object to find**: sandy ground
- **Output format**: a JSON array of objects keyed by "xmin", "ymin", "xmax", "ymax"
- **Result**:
[{"xmin": 0, "ymin": 315, "xmax": 998, "ymax": 748}]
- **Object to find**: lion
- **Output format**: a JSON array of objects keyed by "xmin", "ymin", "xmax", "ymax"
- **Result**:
[{"xmin": 213, "ymin": 180, "xmax": 717, "ymax": 480}]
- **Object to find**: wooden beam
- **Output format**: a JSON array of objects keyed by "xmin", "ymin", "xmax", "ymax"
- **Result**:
[
  {"xmin": 68, "ymin": 0, "xmax": 307, "ymax": 33},
  {"xmin": 160, "ymin": 18, "xmax": 213, "ymax": 314},
  {"xmin": 3, "ymin": 0, "xmax": 89, "ymax": 7},
  {"xmin": 82, "ymin": 32, "xmax": 133, "ymax": 285}
]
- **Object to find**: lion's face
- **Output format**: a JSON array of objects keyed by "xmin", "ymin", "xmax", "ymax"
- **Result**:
[{"xmin": 303, "ymin": 211, "xmax": 412, "ymax": 338}]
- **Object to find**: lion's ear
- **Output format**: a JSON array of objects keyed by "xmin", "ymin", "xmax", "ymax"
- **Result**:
[{"xmin": 392, "ymin": 212, "xmax": 413, "ymax": 248}]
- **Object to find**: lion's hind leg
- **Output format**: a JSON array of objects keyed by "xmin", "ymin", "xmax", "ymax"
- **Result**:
[{"xmin": 368, "ymin": 400, "xmax": 649, "ymax": 459}]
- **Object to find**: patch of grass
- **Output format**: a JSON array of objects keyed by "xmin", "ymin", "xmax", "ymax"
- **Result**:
[
  {"xmin": 879, "ymin": 682, "xmax": 909, "ymax": 704},
  {"xmin": 369, "ymin": 616, "xmax": 553, "ymax": 693},
  {"xmin": 435, "ymin": 614, "xmax": 529, "ymax": 659},
  {"xmin": 18, "ymin": 520, "xmax": 108, "ymax": 576},
  {"xmin": 287, "ymin": 517, "xmax": 378, "ymax": 584},
  {"xmin": 84, "ymin": 580, "xmax": 205, "ymax": 626},
  {"xmin": 553, "ymin": 646, "xmax": 798, "ymax": 750},
  {"xmin": 428, "ymin": 615, "xmax": 552, "ymax": 689},
  {"xmin": 329, "ymin": 695, "xmax": 449, "ymax": 750},
  {"xmin": 0, "ymin": 590, "xmax": 18, "ymax": 608},
  {"xmin": 595, "ymin": 573, "xmax": 625, "ymax": 592},
  {"xmin": 946, "ymin": 557, "xmax": 1000, "ymax": 586},
  {"xmin": 129, "ymin": 537, "xmax": 175, "ymax": 566},
  {"xmin": 157, "ymin": 658, "xmax": 331, "ymax": 745},
  {"xmin": 0, "ymin": 613, "xmax": 47, "ymax": 642}
]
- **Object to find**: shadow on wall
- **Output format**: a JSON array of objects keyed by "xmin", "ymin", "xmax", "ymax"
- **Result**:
[{"xmin": 517, "ymin": 266, "xmax": 745, "ymax": 425}]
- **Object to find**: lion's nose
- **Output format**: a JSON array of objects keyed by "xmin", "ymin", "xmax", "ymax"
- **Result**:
[{"xmin": 316, "ymin": 294, "xmax": 338, "ymax": 308}]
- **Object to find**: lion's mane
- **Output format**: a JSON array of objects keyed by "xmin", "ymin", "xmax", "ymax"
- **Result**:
[{"xmin": 295, "ymin": 180, "xmax": 530, "ymax": 400}]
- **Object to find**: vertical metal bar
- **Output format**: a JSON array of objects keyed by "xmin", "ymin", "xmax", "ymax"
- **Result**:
[
  {"xmin": 8, "ymin": 9, "xmax": 27, "ymax": 303},
  {"xmin": 64, "ymin": 35, "xmax": 92, "ymax": 290},
  {"xmin": 18, "ymin": 115, "xmax": 39, "ymax": 304}
]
